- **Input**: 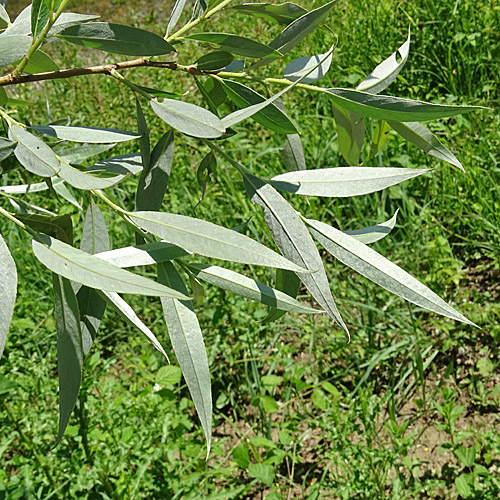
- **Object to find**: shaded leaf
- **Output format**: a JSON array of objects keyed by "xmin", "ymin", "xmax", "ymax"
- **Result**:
[
  {"xmin": 129, "ymin": 211, "xmax": 308, "ymax": 272},
  {"xmin": 9, "ymin": 124, "xmax": 60, "ymax": 178},
  {"xmin": 52, "ymin": 273, "xmax": 83, "ymax": 443},
  {"xmin": 23, "ymin": 49, "xmax": 60, "ymax": 73},
  {"xmin": 86, "ymin": 153, "xmax": 143, "ymax": 176},
  {"xmin": 52, "ymin": 182, "xmax": 82, "ymax": 211},
  {"xmin": 331, "ymin": 104, "xmax": 365, "ymax": 165},
  {"xmin": 284, "ymin": 45, "xmax": 333, "ymax": 83},
  {"xmin": 151, "ymin": 98, "xmax": 225, "ymax": 138},
  {"xmin": 136, "ymin": 98, "xmax": 150, "ymax": 173},
  {"xmin": 263, "ymin": 268, "xmax": 301, "ymax": 322},
  {"xmin": 243, "ymin": 172, "xmax": 348, "ymax": 333},
  {"xmin": 271, "ymin": 167, "xmax": 429, "ymax": 197},
  {"xmin": 326, "ymin": 88, "xmax": 483, "ymax": 122},
  {"xmin": 186, "ymin": 33, "xmax": 280, "ymax": 58},
  {"xmin": 17, "ymin": 214, "xmax": 73, "ymax": 244},
  {"xmin": 58, "ymin": 22, "xmax": 174, "ymax": 56},
  {"xmin": 32, "ymin": 234, "xmax": 188, "ymax": 299},
  {"xmin": 357, "ymin": 29, "xmax": 411, "ymax": 94},
  {"xmin": 281, "ymin": 133, "xmax": 306, "ymax": 171},
  {"xmin": 33, "ymin": 125, "xmax": 140, "ymax": 144},
  {"xmin": 233, "ymin": 3, "xmax": 307, "ymax": 25},
  {"xmin": 0, "ymin": 35, "xmax": 32, "ymax": 68},
  {"xmin": 388, "ymin": 120, "xmax": 464, "ymax": 171},
  {"xmin": 0, "ymin": 234, "xmax": 17, "ymax": 360},
  {"xmin": 196, "ymin": 51, "xmax": 234, "ymax": 71},
  {"xmin": 158, "ymin": 262, "xmax": 212, "ymax": 456},
  {"xmin": 187, "ymin": 263, "xmax": 319, "ymax": 313},
  {"xmin": 368, "ymin": 120, "xmax": 391, "ymax": 159},
  {"xmin": 306, "ymin": 218, "xmax": 474, "ymax": 325},
  {"xmin": 31, "ymin": 0, "xmax": 49, "ymax": 39},
  {"xmin": 221, "ymin": 79, "xmax": 297, "ymax": 134},
  {"xmin": 344, "ymin": 210, "xmax": 399, "ymax": 244},
  {"xmin": 48, "ymin": 13, "xmax": 100, "ymax": 36},
  {"xmin": 0, "ymin": 5, "xmax": 10, "ymax": 28}
]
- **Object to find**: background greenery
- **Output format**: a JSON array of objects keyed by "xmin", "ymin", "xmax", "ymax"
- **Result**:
[{"xmin": 0, "ymin": 0, "xmax": 499, "ymax": 498}]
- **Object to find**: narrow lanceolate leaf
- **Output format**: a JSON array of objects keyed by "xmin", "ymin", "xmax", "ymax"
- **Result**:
[
  {"xmin": 0, "ymin": 178, "xmax": 64, "ymax": 194},
  {"xmin": 9, "ymin": 124, "xmax": 60, "ymax": 178},
  {"xmin": 243, "ymin": 173, "xmax": 348, "ymax": 334},
  {"xmin": 271, "ymin": 167, "xmax": 429, "ymax": 197},
  {"xmin": 129, "ymin": 211, "xmax": 308, "ymax": 272},
  {"xmin": 344, "ymin": 210, "xmax": 399, "ymax": 244},
  {"xmin": 58, "ymin": 143, "xmax": 116, "ymax": 164},
  {"xmin": 357, "ymin": 29, "xmax": 411, "ymax": 94},
  {"xmin": 57, "ymin": 158, "xmax": 128, "ymax": 190},
  {"xmin": 281, "ymin": 134, "xmax": 306, "ymax": 171},
  {"xmin": 0, "ymin": 35, "xmax": 32, "ymax": 68},
  {"xmin": 325, "ymin": 89, "xmax": 484, "ymax": 122},
  {"xmin": 388, "ymin": 121, "xmax": 464, "ymax": 171},
  {"xmin": 32, "ymin": 234, "xmax": 188, "ymax": 299},
  {"xmin": 100, "ymin": 291, "xmax": 169, "ymax": 360},
  {"xmin": 77, "ymin": 200, "xmax": 110, "ymax": 355},
  {"xmin": 158, "ymin": 262, "xmax": 212, "ymax": 456},
  {"xmin": 95, "ymin": 241, "xmax": 188, "ymax": 268},
  {"xmin": 53, "ymin": 182, "xmax": 83, "ymax": 211},
  {"xmin": 0, "ymin": 5, "xmax": 11, "ymax": 28},
  {"xmin": 185, "ymin": 33, "xmax": 281, "ymax": 58},
  {"xmin": 17, "ymin": 214, "xmax": 73, "ymax": 244},
  {"xmin": 48, "ymin": 13, "xmax": 100, "ymax": 36},
  {"xmin": 306, "ymin": 218, "xmax": 474, "ymax": 325},
  {"xmin": 196, "ymin": 51, "xmax": 234, "ymax": 71},
  {"xmin": 33, "ymin": 125, "xmax": 140, "ymax": 144},
  {"xmin": 269, "ymin": 1, "xmax": 335, "ymax": 55},
  {"xmin": 31, "ymin": 0, "xmax": 49, "ymax": 39},
  {"xmin": 263, "ymin": 269, "xmax": 301, "ymax": 322},
  {"xmin": 86, "ymin": 154, "xmax": 143, "ymax": 176},
  {"xmin": 368, "ymin": 120, "xmax": 391, "ymax": 159},
  {"xmin": 233, "ymin": 3, "xmax": 307, "ymax": 25},
  {"xmin": 52, "ymin": 273, "xmax": 83, "ymax": 443},
  {"xmin": 151, "ymin": 98, "xmax": 225, "ymax": 139},
  {"xmin": 284, "ymin": 46, "xmax": 333, "ymax": 83},
  {"xmin": 221, "ymin": 79, "xmax": 297, "ymax": 134},
  {"xmin": 188, "ymin": 263, "xmax": 319, "ymax": 313},
  {"xmin": 136, "ymin": 98, "xmax": 150, "ymax": 173},
  {"xmin": 331, "ymin": 104, "xmax": 365, "ymax": 165},
  {"xmin": 166, "ymin": 0, "xmax": 188, "ymax": 37},
  {"xmin": 58, "ymin": 22, "xmax": 174, "ymax": 56},
  {"xmin": 136, "ymin": 131, "xmax": 174, "ymax": 211},
  {"xmin": 0, "ymin": 234, "xmax": 17, "ymax": 360}
]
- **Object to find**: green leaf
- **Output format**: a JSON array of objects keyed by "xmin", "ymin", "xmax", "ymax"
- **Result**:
[
  {"xmin": 32, "ymin": 234, "xmax": 188, "ymax": 299},
  {"xmin": 344, "ymin": 210, "xmax": 399, "ymax": 244},
  {"xmin": 196, "ymin": 51, "xmax": 234, "ymax": 71},
  {"xmin": 24, "ymin": 50, "xmax": 60, "ymax": 73},
  {"xmin": 0, "ymin": 234, "xmax": 17, "ymax": 360},
  {"xmin": 331, "ymin": 104, "xmax": 365, "ymax": 165},
  {"xmin": 357, "ymin": 29, "xmax": 411, "ymax": 94},
  {"xmin": 0, "ymin": 136, "xmax": 15, "ymax": 161},
  {"xmin": 129, "ymin": 211, "xmax": 308, "ymax": 272},
  {"xmin": 280, "ymin": 134, "xmax": 306, "ymax": 171},
  {"xmin": 271, "ymin": 167, "xmax": 428, "ymax": 197},
  {"xmin": 136, "ymin": 131, "xmax": 174, "ymax": 211},
  {"xmin": 52, "ymin": 181, "xmax": 83, "ymax": 211},
  {"xmin": 248, "ymin": 463, "xmax": 274, "ymax": 485},
  {"xmin": 58, "ymin": 143, "xmax": 116, "ymax": 164},
  {"xmin": 260, "ymin": 395, "xmax": 278, "ymax": 413},
  {"xmin": 326, "ymin": 88, "xmax": 484, "ymax": 122},
  {"xmin": 52, "ymin": 273, "xmax": 83, "ymax": 443},
  {"xmin": 86, "ymin": 153, "xmax": 143, "ymax": 176},
  {"xmin": 151, "ymin": 98, "xmax": 225, "ymax": 139},
  {"xmin": 186, "ymin": 33, "xmax": 281, "ymax": 58},
  {"xmin": 76, "ymin": 200, "xmax": 109, "ymax": 355},
  {"xmin": 48, "ymin": 13, "xmax": 100, "ymax": 36},
  {"xmin": 243, "ymin": 173, "xmax": 348, "ymax": 334},
  {"xmin": 9, "ymin": 124, "xmax": 60, "ymax": 177},
  {"xmin": 368, "ymin": 120, "xmax": 391, "ymax": 159},
  {"xmin": 232, "ymin": 444, "xmax": 250, "ymax": 469},
  {"xmin": 31, "ymin": 0, "xmax": 49, "ymax": 39},
  {"xmin": 221, "ymin": 79, "xmax": 297, "ymax": 134},
  {"xmin": 195, "ymin": 77, "xmax": 220, "ymax": 114},
  {"xmin": 269, "ymin": 1, "xmax": 335, "ymax": 55},
  {"xmin": 58, "ymin": 22, "xmax": 174, "ymax": 56},
  {"xmin": 305, "ymin": 218, "xmax": 474, "ymax": 325},
  {"xmin": 476, "ymin": 357, "xmax": 494, "ymax": 376},
  {"xmin": 17, "ymin": 214, "xmax": 73, "ymax": 244},
  {"xmin": 284, "ymin": 45, "xmax": 333, "ymax": 83},
  {"xmin": 233, "ymin": 3, "xmax": 307, "ymax": 25},
  {"xmin": 99, "ymin": 290, "xmax": 169, "ymax": 359},
  {"xmin": 158, "ymin": 262, "xmax": 212, "ymax": 456},
  {"xmin": 166, "ymin": 0, "xmax": 188, "ymax": 37},
  {"xmin": 0, "ymin": 35, "xmax": 32, "ymax": 68},
  {"xmin": 136, "ymin": 98, "xmax": 150, "ymax": 174},
  {"xmin": 156, "ymin": 365, "xmax": 182, "ymax": 386},
  {"xmin": 388, "ymin": 121, "xmax": 464, "ymax": 171},
  {"xmin": 0, "ymin": 5, "xmax": 11, "ymax": 28},
  {"xmin": 454, "ymin": 446, "xmax": 476, "ymax": 468},
  {"xmin": 187, "ymin": 263, "xmax": 319, "ymax": 313},
  {"xmin": 263, "ymin": 268, "xmax": 301, "ymax": 323},
  {"xmin": 94, "ymin": 241, "xmax": 188, "ymax": 268},
  {"xmin": 262, "ymin": 375, "xmax": 281, "ymax": 386},
  {"xmin": 455, "ymin": 474, "xmax": 473, "ymax": 498},
  {"xmin": 33, "ymin": 125, "xmax": 141, "ymax": 144},
  {"xmin": 0, "ymin": 177, "xmax": 65, "ymax": 194}
]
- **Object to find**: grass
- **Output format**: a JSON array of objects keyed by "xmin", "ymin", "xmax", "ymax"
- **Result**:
[{"xmin": 0, "ymin": 0, "xmax": 499, "ymax": 498}]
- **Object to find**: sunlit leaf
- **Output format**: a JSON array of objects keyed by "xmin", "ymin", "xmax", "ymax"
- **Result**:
[
  {"xmin": 31, "ymin": 0, "xmax": 49, "ymax": 39},
  {"xmin": 233, "ymin": 2, "xmax": 307, "ymax": 25},
  {"xmin": 33, "ymin": 125, "xmax": 140, "ymax": 144},
  {"xmin": 166, "ymin": 0, "xmax": 188, "ymax": 37},
  {"xmin": 0, "ymin": 234, "xmax": 17, "ymax": 360},
  {"xmin": 0, "ymin": 35, "xmax": 32, "ymax": 67},
  {"xmin": 344, "ymin": 210, "xmax": 399, "ymax": 244},
  {"xmin": 284, "ymin": 45, "xmax": 333, "ymax": 83},
  {"xmin": 271, "ymin": 167, "xmax": 429, "ymax": 197},
  {"xmin": 48, "ymin": 13, "xmax": 100, "ymax": 36},
  {"xmin": 280, "ymin": 133, "xmax": 306, "ymax": 171}
]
